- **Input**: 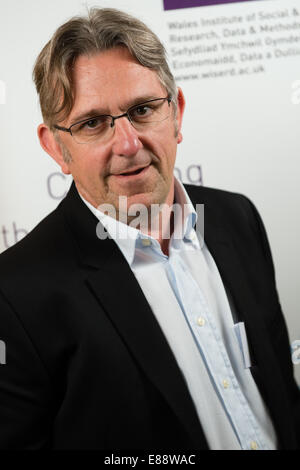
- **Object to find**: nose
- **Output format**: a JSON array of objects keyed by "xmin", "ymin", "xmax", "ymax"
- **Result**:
[{"xmin": 111, "ymin": 115, "xmax": 142, "ymax": 157}]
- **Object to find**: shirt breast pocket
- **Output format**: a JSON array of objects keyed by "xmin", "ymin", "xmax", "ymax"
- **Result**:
[{"xmin": 233, "ymin": 322, "xmax": 252, "ymax": 369}]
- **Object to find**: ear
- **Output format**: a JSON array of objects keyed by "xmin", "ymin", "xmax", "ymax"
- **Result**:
[
  {"xmin": 37, "ymin": 124, "xmax": 71, "ymax": 175},
  {"xmin": 175, "ymin": 87, "xmax": 185, "ymax": 144}
]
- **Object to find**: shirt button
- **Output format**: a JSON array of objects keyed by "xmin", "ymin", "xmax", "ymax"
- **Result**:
[
  {"xmin": 141, "ymin": 239, "xmax": 151, "ymax": 247},
  {"xmin": 222, "ymin": 379, "xmax": 230, "ymax": 389},
  {"xmin": 197, "ymin": 317, "xmax": 205, "ymax": 327},
  {"xmin": 250, "ymin": 441, "xmax": 258, "ymax": 450}
]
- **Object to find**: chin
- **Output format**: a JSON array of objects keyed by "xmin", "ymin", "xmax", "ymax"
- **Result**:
[{"xmin": 123, "ymin": 193, "xmax": 156, "ymax": 210}]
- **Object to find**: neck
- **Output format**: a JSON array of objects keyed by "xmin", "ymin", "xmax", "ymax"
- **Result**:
[
  {"xmin": 76, "ymin": 179, "xmax": 176, "ymax": 256},
  {"xmin": 138, "ymin": 183, "xmax": 175, "ymax": 257}
]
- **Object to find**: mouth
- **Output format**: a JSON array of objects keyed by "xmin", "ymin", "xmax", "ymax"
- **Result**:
[{"xmin": 113, "ymin": 165, "xmax": 151, "ymax": 181}]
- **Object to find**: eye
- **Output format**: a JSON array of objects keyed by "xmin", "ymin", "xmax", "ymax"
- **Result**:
[
  {"xmin": 131, "ymin": 105, "xmax": 153, "ymax": 119},
  {"xmin": 82, "ymin": 117, "xmax": 104, "ymax": 129},
  {"xmin": 73, "ymin": 116, "xmax": 110, "ymax": 136}
]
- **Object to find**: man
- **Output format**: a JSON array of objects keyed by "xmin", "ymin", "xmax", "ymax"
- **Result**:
[{"xmin": 0, "ymin": 8, "xmax": 299, "ymax": 450}]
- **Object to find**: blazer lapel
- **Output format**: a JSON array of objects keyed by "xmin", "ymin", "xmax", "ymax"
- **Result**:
[
  {"xmin": 61, "ymin": 182, "xmax": 208, "ymax": 449},
  {"xmin": 87, "ymin": 250, "xmax": 208, "ymax": 448}
]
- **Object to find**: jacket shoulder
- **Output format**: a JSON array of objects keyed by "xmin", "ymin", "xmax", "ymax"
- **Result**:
[
  {"xmin": 184, "ymin": 183, "xmax": 256, "ymax": 223},
  {"xmin": 184, "ymin": 183, "xmax": 250, "ymax": 206}
]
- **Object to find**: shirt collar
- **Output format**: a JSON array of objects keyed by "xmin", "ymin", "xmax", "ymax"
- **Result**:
[
  {"xmin": 173, "ymin": 177, "xmax": 198, "ymax": 242},
  {"xmin": 78, "ymin": 177, "xmax": 199, "ymax": 267}
]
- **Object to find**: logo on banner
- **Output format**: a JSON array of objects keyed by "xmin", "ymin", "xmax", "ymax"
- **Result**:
[{"xmin": 163, "ymin": 0, "xmax": 261, "ymax": 10}]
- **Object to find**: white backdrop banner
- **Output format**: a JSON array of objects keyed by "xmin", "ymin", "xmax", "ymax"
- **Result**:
[{"xmin": 0, "ymin": 0, "xmax": 299, "ymax": 383}]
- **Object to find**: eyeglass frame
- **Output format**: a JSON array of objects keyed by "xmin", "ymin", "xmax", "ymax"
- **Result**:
[{"xmin": 53, "ymin": 96, "xmax": 172, "ymax": 142}]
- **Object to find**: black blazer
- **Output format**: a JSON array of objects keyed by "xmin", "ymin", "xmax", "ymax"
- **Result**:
[{"xmin": 0, "ymin": 182, "xmax": 299, "ymax": 450}]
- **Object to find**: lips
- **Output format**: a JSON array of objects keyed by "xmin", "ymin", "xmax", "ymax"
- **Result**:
[
  {"xmin": 112, "ymin": 164, "xmax": 151, "ymax": 182},
  {"xmin": 116, "ymin": 165, "xmax": 149, "ymax": 176},
  {"xmin": 120, "ymin": 167, "xmax": 144, "ymax": 176}
]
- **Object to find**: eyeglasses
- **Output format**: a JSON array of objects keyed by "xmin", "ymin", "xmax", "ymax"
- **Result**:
[{"xmin": 53, "ymin": 96, "xmax": 172, "ymax": 144}]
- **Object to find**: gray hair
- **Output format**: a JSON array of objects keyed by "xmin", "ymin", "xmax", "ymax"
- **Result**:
[{"xmin": 33, "ymin": 7, "xmax": 177, "ymax": 130}]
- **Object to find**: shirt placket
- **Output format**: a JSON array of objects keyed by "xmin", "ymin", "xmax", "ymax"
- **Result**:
[{"xmin": 165, "ymin": 253, "xmax": 268, "ymax": 451}]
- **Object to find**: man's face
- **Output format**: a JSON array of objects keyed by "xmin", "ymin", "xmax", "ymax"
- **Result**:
[{"xmin": 43, "ymin": 47, "xmax": 185, "ymax": 214}]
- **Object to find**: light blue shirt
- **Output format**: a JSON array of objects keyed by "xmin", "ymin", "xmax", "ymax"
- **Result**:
[{"xmin": 80, "ymin": 178, "xmax": 277, "ymax": 450}]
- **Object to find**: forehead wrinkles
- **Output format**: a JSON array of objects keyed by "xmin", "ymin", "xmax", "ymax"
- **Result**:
[{"xmin": 71, "ymin": 52, "xmax": 165, "ymax": 114}]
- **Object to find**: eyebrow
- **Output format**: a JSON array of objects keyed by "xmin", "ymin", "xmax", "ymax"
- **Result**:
[{"xmin": 69, "ymin": 94, "xmax": 166, "ymax": 125}]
